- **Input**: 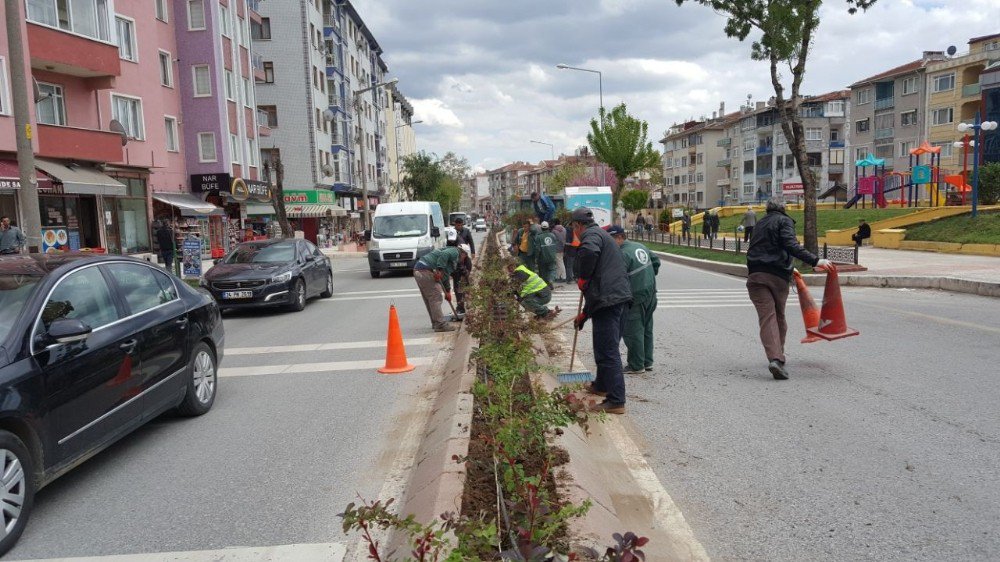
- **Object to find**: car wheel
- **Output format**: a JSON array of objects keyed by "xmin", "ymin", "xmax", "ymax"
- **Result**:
[
  {"xmin": 0, "ymin": 431, "xmax": 35, "ymax": 557},
  {"xmin": 177, "ymin": 342, "xmax": 217, "ymax": 417},
  {"xmin": 320, "ymin": 272, "xmax": 333, "ymax": 298},
  {"xmin": 370, "ymin": 270, "xmax": 380, "ymax": 279},
  {"xmin": 288, "ymin": 278, "xmax": 306, "ymax": 311}
]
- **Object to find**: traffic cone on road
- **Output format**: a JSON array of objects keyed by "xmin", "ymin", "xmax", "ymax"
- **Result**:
[
  {"xmin": 378, "ymin": 305, "xmax": 415, "ymax": 374},
  {"xmin": 806, "ymin": 265, "xmax": 860, "ymax": 341},
  {"xmin": 792, "ymin": 269, "xmax": 822, "ymax": 344}
]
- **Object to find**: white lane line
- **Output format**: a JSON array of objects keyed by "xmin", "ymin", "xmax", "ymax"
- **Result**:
[
  {"xmin": 219, "ymin": 356, "xmax": 433, "ymax": 377},
  {"xmin": 14, "ymin": 542, "xmax": 347, "ymax": 562},
  {"xmin": 326, "ymin": 294, "xmax": 422, "ymax": 302},
  {"xmin": 226, "ymin": 338, "xmax": 434, "ymax": 356},
  {"xmin": 335, "ymin": 288, "xmax": 420, "ymax": 296}
]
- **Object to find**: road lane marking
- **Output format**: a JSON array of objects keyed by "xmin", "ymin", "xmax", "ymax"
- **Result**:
[
  {"xmin": 219, "ymin": 356, "xmax": 433, "ymax": 377},
  {"xmin": 327, "ymin": 294, "xmax": 423, "ymax": 301},
  {"xmin": 13, "ymin": 542, "xmax": 347, "ymax": 562},
  {"xmin": 226, "ymin": 338, "xmax": 434, "ymax": 356},
  {"xmin": 862, "ymin": 303, "xmax": 1000, "ymax": 335},
  {"xmin": 335, "ymin": 288, "xmax": 420, "ymax": 296}
]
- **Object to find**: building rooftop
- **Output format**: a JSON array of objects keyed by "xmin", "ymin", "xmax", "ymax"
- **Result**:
[
  {"xmin": 850, "ymin": 59, "xmax": 930, "ymax": 87},
  {"xmin": 969, "ymin": 32, "xmax": 1000, "ymax": 44}
]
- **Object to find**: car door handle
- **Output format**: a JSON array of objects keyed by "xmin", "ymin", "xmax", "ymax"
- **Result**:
[
  {"xmin": 175, "ymin": 316, "xmax": 189, "ymax": 328},
  {"xmin": 120, "ymin": 339, "xmax": 138, "ymax": 354}
]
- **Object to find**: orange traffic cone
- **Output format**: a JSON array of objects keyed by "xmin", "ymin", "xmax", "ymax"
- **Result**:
[
  {"xmin": 378, "ymin": 305, "xmax": 415, "ymax": 374},
  {"xmin": 792, "ymin": 269, "xmax": 822, "ymax": 344},
  {"xmin": 806, "ymin": 265, "xmax": 859, "ymax": 341}
]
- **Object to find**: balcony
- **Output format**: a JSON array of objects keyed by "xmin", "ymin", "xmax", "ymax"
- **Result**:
[
  {"xmin": 874, "ymin": 128, "xmax": 894, "ymax": 140},
  {"xmin": 874, "ymin": 98, "xmax": 895, "ymax": 111},
  {"xmin": 717, "ymin": 178, "xmax": 731, "ymax": 186},
  {"xmin": 257, "ymin": 110, "xmax": 272, "ymax": 137},
  {"xmin": 717, "ymin": 137, "xmax": 731, "ymax": 147},
  {"xmin": 247, "ymin": 0, "xmax": 263, "ymax": 22},
  {"xmin": 716, "ymin": 158, "xmax": 731, "ymax": 167},
  {"xmin": 27, "ymin": 24, "xmax": 120, "ymax": 80},
  {"xmin": 37, "ymin": 124, "xmax": 124, "ymax": 163},
  {"xmin": 962, "ymin": 83, "xmax": 981, "ymax": 98},
  {"xmin": 756, "ymin": 169, "xmax": 773, "ymax": 177},
  {"xmin": 756, "ymin": 145, "xmax": 773, "ymax": 155},
  {"xmin": 829, "ymin": 140, "xmax": 845, "ymax": 148},
  {"xmin": 324, "ymin": 12, "xmax": 340, "ymax": 28},
  {"xmin": 828, "ymin": 164, "xmax": 845, "ymax": 174},
  {"xmin": 252, "ymin": 54, "xmax": 265, "ymax": 81}
]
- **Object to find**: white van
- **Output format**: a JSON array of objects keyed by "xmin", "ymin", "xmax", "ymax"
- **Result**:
[{"xmin": 368, "ymin": 201, "xmax": 445, "ymax": 278}]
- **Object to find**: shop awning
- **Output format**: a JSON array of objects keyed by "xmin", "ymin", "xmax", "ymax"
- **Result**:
[
  {"xmin": 246, "ymin": 203, "xmax": 275, "ymax": 216},
  {"xmin": 0, "ymin": 159, "xmax": 54, "ymax": 191},
  {"xmin": 152, "ymin": 192, "xmax": 225, "ymax": 216},
  {"xmin": 286, "ymin": 204, "xmax": 347, "ymax": 218},
  {"xmin": 34, "ymin": 158, "xmax": 126, "ymax": 196}
]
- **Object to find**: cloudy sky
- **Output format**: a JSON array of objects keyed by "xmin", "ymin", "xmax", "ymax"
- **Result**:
[{"xmin": 352, "ymin": 0, "xmax": 998, "ymax": 173}]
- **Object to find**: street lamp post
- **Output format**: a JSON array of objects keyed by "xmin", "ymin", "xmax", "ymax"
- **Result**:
[
  {"xmin": 529, "ymin": 140, "xmax": 555, "ymax": 160},
  {"xmin": 354, "ymin": 78, "xmax": 399, "ymax": 230},
  {"xmin": 556, "ymin": 63, "xmax": 606, "ymax": 186},
  {"xmin": 394, "ymin": 119, "xmax": 423, "ymax": 201},
  {"xmin": 957, "ymin": 113, "xmax": 999, "ymax": 218}
]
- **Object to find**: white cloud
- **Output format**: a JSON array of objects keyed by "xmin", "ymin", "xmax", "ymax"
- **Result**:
[{"xmin": 412, "ymin": 99, "xmax": 464, "ymax": 128}]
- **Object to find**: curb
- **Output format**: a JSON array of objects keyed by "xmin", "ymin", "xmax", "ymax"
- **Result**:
[{"xmin": 320, "ymin": 250, "xmax": 366, "ymax": 260}]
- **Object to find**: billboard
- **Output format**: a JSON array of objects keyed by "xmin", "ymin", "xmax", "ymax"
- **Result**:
[{"xmin": 564, "ymin": 186, "xmax": 613, "ymax": 227}]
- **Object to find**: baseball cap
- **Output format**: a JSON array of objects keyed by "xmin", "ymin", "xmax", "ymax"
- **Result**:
[
  {"xmin": 445, "ymin": 226, "xmax": 458, "ymax": 242},
  {"xmin": 540, "ymin": 221, "xmax": 549, "ymax": 229},
  {"xmin": 570, "ymin": 207, "xmax": 593, "ymax": 223},
  {"xmin": 458, "ymin": 243, "xmax": 471, "ymax": 254},
  {"xmin": 606, "ymin": 225, "xmax": 626, "ymax": 236}
]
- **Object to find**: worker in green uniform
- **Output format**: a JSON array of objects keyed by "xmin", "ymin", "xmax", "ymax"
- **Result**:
[
  {"xmin": 413, "ymin": 244, "xmax": 470, "ymax": 332},
  {"xmin": 534, "ymin": 221, "xmax": 559, "ymax": 286},
  {"xmin": 507, "ymin": 263, "xmax": 560, "ymax": 320},
  {"xmin": 607, "ymin": 225, "xmax": 660, "ymax": 374}
]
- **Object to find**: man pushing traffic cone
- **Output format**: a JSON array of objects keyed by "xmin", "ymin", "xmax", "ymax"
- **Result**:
[{"xmin": 792, "ymin": 269, "xmax": 822, "ymax": 344}]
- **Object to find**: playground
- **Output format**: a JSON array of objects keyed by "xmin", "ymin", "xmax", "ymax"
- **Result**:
[{"xmin": 847, "ymin": 141, "xmax": 973, "ymax": 210}]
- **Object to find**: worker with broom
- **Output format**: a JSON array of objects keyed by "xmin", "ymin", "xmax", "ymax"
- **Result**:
[
  {"xmin": 507, "ymin": 262, "xmax": 560, "ymax": 320},
  {"xmin": 570, "ymin": 207, "xmax": 632, "ymax": 414},
  {"xmin": 413, "ymin": 244, "xmax": 470, "ymax": 332},
  {"xmin": 607, "ymin": 225, "xmax": 660, "ymax": 375}
]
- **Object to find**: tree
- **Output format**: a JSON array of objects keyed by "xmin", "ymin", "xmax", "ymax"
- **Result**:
[
  {"xmin": 438, "ymin": 151, "xmax": 470, "ymax": 182},
  {"xmin": 543, "ymin": 162, "xmax": 587, "ymax": 194},
  {"xmin": 434, "ymin": 176, "xmax": 463, "ymax": 213},
  {"xmin": 980, "ymin": 162, "xmax": 1000, "ymax": 206},
  {"xmin": 265, "ymin": 154, "xmax": 293, "ymax": 237},
  {"xmin": 675, "ymin": 0, "xmax": 876, "ymax": 254},
  {"xmin": 587, "ymin": 103, "xmax": 661, "ymax": 209},
  {"xmin": 400, "ymin": 152, "xmax": 445, "ymax": 201},
  {"xmin": 621, "ymin": 189, "xmax": 649, "ymax": 214}
]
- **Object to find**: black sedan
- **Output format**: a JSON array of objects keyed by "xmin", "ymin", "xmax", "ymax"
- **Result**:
[
  {"xmin": 0, "ymin": 254, "xmax": 223, "ymax": 555},
  {"xmin": 201, "ymin": 239, "xmax": 332, "ymax": 312}
]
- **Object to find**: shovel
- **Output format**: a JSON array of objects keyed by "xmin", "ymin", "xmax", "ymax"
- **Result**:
[
  {"xmin": 556, "ymin": 292, "xmax": 593, "ymax": 385},
  {"xmin": 440, "ymin": 280, "xmax": 465, "ymax": 322}
]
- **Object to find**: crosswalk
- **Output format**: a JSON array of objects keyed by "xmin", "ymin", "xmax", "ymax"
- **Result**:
[
  {"xmin": 547, "ymin": 288, "xmax": 752, "ymax": 310},
  {"xmin": 14, "ymin": 542, "xmax": 347, "ymax": 562},
  {"xmin": 219, "ymin": 337, "xmax": 435, "ymax": 378}
]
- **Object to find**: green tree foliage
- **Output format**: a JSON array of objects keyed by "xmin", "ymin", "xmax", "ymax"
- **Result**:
[
  {"xmin": 980, "ymin": 162, "xmax": 1000, "ymax": 206},
  {"xmin": 543, "ymin": 162, "xmax": 587, "ymax": 195},
  {"xmin": 675, "ymin": 0, "xmax": 876, "ymax": 254},
  {"xmin": 587, "ymin": 103, "xmax": 661, "ymax": 210},
  {"xmin": 435, "ymin": 176, "xmax": 463, "ymax": 213},
  {"xmin": 438, "ymin": 151, "xmax": 471, "ymax": 182},
  {"xmin": 620, "ymin": 189, "xmax": 650, "ymax": 214},
  {"xmin": 400, "ymin": 152, "xmax": 444, "ymax": 202}
]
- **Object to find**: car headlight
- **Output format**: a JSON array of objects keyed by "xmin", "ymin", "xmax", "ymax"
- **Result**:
[
  {"xmin": 199, "ymin": 277, "xmax": 209, "ymax": 288},
  {"xmin": 271, "ymin": 271, "xmax": 293, "ymax": 284},
  {"xmin": 368, "ymin": 239, "xmax": 379, "ymax": 250}
]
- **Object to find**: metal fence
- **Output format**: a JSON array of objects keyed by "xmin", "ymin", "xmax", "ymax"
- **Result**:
[{"xmin": 625, "ymin": 228, "xmax": 858, "ymax": 264}]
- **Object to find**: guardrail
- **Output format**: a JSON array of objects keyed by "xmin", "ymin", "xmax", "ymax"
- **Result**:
[{"xmin": 624, "ymin": 228, "xmax": 859, "ymax": 264}]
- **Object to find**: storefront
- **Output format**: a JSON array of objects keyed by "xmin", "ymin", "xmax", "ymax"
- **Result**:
[
  {"xmin": 189, "ymin": 173, "xmax": 274, "ymax": 252},
  {"xmin": 0, "ymin": 158, "xmax": 54, "ymax": 235},
  {"xmin": 282, "ymin": 189, "xmax": 346, "ymax": 245},
  {"xmin": 151, "ymin": 192, "xmax": 225, "ymax": 258}
]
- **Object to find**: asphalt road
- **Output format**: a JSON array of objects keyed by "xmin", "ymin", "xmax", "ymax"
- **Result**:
[
  {"xmin": 8, "ymin": 245, "xmax": 470, "ymax": 561},
  {"xmin": 599, "ymin": 260, "xmax": 1000, "ymax": 561}
]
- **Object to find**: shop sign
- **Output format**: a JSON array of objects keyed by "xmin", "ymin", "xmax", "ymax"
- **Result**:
[
  {"xmin": 182, "ymin": 237, "xmax": 203, "ymax": 278},
  {"xmin": 0, "ymin": 178, "xmax": 20, "ymax": 190},
  {"xmin": 191, "ymin": 173, "xmax": 231, "ymax": 193},
  {"xmin": 283, "ymin": 189, "xmax": 336, "ymax": 204},
  {"xmin": 782, "ymin": 181, "xmax": 804, "ymax": 194},
  {"xmin": 231, "ymin": 178, "xmax": 272, "ymax": 202}
]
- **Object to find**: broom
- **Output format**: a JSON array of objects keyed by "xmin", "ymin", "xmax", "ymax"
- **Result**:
[{"xmin": 556, "ymin": 292, "xmax": 594, "ymax": 384}]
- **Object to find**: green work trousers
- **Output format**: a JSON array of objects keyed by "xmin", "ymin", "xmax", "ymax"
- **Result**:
[
  {"xmin": 520, "ymin": 288, "xmax": 552, "ymax": 317},
  {"xmin": 537, "ymin": 260, "xmax": 557, "ymax": 286},
  {"xmin": 623, "ymin": 294, "xmax": 657, "ymax": 371}
]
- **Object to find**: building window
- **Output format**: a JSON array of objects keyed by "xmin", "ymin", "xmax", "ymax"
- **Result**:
[
  {"xmin": 856, "ymin": 88, "xmax": 872, "ymax": 105},
  {"xmin": 805, "ymin": 127, "xmax": 823, "ymax": 141},
  {"xmin": 830, "ymin": 149, "xmax": 845, "ymax": 165},
  {"xmin": 930, "ymin": 142, "xmax": 953, "ymax": 157},
  {"xmin": 252, "ymin": 17, "xmax": 271, "ymax": 40},
  {"xmin": 35, "ymin": 82, "xmax": 66, "ymax": 125},
  {"xmin": 826, "ymin": 100, "xmax": 845, "ymax": 116},
  {"xmin": 901, "ymin": 76, "xmax": 917, "ymax": 95},
  {"xmin": 898, "ymin": 141, "xmax": 913, "ymax": 157},
  {"xmin": 855, "ymin": 147, "xmax": 867, "ymax": 160},
  {"xmin": 158, "ymin": 51, "xmax": 173, "ymax": 87},
  {"xmin": 874, "ymin": 145, "xmax": 894, "ymax": 159},
  {"xmin": 0, "ymin": 57, "xmax": 9, "ymax": 115},
  {"xmin": 219, "ymin": 4, "xmax": 232, "ymax": 37},
  {"xmin": 230, "ymin": 134, "xmax": 240, "ymax": 164},
  {"xmin": 696, "ymin": 153, "xmax": 703, "ymax": 165},
  {"xmin": 111, "ymin": 94, "xmax": 144, "ymax": 140},
  {"xmin": 224, "ymin": 69, "xmax": 235, "ymax": 101},
  {"xmin": 931, "ymin": 107, "xmax": 953, "ymax": 126},
  {"xmin": 806, "ymin": 152, "xmax": 822, "ymax": 167},
  {"xmin": 192, "ymin": 65, "xmax": 211, "ymax": 96},
  {"xmin": 187, "ymin": 0, "xmax": 206, "ymax": 30},
  {"xmin": 242, "ymin": 78, "xmax": 252, "ymax": 108},
  {"xmin": 856, "ymin": 119, "xmax": 870, "ymax": 133},
  {"xmin": 260, "ymin": 105, "xmax": 278, "ymax": 127},
  {"xmin": 263, "ymin": 62, "xmax": 274, "ymax": 83},
  {"xmin": 247, "ymin": 138, "xmax": 258, "ymax": 167},
  {"xmin": 198, "ymin": 132, "xmax": 216, "ymax": 162},
  {"xmin": 27, "ymin": 0, "xmax": 111, "ymax": 42},
  {"xmin": 901, "ymin": 110, "xmax": 918, "ymax": 127},
  {"xmin": 164, "ymin": 116, "xmax": 179, "ymax": 152},
  {"xmin": 932, "ymin": 73, "xmax": 955, "ymax": 93},
  {"xmin": 155, "ymin": 0, "xmax": 168, "ymax": 21},
  {"xmin": 116, "ymin": 16, "xmax": 137, "ymax": 62},
  {"xmin": 743, "ymin": 138, "xmax": 754, "ymax": 152}
]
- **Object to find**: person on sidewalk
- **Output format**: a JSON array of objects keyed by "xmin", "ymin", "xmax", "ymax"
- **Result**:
[
  {"xmin": 534, "ymin": 221, "xmax": 559, "ymax": 286},
  {"xmin": 741, "ymin": 206, "xmax": 757, "ymax": 242},
  {"xmin": 551, "ymin": 218, "xmax": 567, "ymax": 282},
  {"xmin": 154, "ymin": 220, "xmax": 176, "ymax": 271},
  {"xmin": 608, "ymin": 225, "xmax": 660, "ymax": 375},
  {"xmin": 413, "ymin": 244, "xmax": 469, "ymax": 332},
  {"xmin": 709, "ymin": 211, "xmax": 720, "ymax": 240},
  {"xmin": 452, "ymin": 216, "xmax": 476, "ymax": 257},
  {"xmin": 530, "ymin": 191, "xmax": 555, "ymax": 224},
  {"xmin": 702, "ymin": 213, "xmax": 712, "ymax": 240},
  {"xmin": 681, "ymin": 212, "xmax": 691, "ymax": 242},
  {"xmin": 563, "ymin": 222, "xmax": 578, "ymax": 284},
  {"xmin": 571, "ymin": 207, "xmax": 632, "ymax": 414},
  {"xmin": 508, "ymin": 263, "xmax": 559, "ymax": 320},
  {"xmin": 746, "ymin": 197, "xmax": 831, "ymax": 380},
  {"xmin": 0, "ymin": 216, "xmax": 26, "ymax": 255},
  {"xmin": 634, "ymin": 212, "xmax": 646, "ymax": 233},
  {"xmin": 852, "ymin": 218, "xmax": 871, "ymax": 246}
]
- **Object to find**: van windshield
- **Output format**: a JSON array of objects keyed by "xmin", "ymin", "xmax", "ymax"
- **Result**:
[{"xmin": 374, "ymin": 214, "xmax": 427, "ymax": 238}]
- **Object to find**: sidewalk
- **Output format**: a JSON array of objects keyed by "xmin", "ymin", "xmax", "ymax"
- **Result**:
[{"xmin": 852, "ymin": 247, "xmax": 1000, "ymax": 284}]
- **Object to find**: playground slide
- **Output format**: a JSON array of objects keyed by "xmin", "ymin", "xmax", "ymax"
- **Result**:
[{"xmin": 844, "ymin": 193, "xmax": 862, "ymax": 209}]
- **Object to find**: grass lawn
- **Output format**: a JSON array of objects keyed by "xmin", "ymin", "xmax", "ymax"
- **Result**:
[
  {"xmin": 903, "ymin": 210, "xmax": 1000, "ymax": 244},
  {"xmin": 713, "ymin": 208, "xmax": 918, "ymax": 237},
  {"xmin": 645, "ymin": 241, "xmax": 747, "ymax": 265}
]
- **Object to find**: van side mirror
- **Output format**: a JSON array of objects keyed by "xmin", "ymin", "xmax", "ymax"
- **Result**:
[{"xmin": 431, "ymin": 226, "xmax": 440, "ymax": 238}]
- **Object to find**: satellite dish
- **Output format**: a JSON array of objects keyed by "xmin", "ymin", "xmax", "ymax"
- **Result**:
[
  {"xmin": 947, "ymin": 45, "xmax": 957, "ymax": 56},
  {"xmin": 109, "ymin": 119, "xmax": 129, "ymax": 146},
  {"xmin": 323, "ymin": 109, "xmax": 335, "ymax": 121},
  {"xmin": 32, "ymin": 78, "xmax": 51, "ymax": 103},
  {"xmin": 321, "ymin": 164, "xmax": 335, "ymax": 176}
]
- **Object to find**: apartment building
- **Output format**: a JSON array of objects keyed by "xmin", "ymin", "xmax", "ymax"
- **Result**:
[
  {"xmin": 384, "ymin": 83, "xmax": 417, "ymax": 202},
  {"xmin": 925, "ymin": 34, "xmax": 1000, "ymax": 170},
  {"xmin": 983, "ymin": 60, "xmax": 1000, "ymax": 165},
  {"xmin": 660, "ymin": 104, "xmax": 733, "ymax": 208},
  {"xmin": 487, "ymin": 162, "xmax": 532, "ymax": 215}
]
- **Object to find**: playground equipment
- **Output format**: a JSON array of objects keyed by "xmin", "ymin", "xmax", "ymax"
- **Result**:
[
  {"xmin": 847, "ymin": 142, "xmax": 970, "ymax": 209},
  {"xmin": 846, "ymin": 154, "xmax": 889, "ymax": 209}
]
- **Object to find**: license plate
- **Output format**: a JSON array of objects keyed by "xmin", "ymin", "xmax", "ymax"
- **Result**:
[
  {"xmin": 390, "ymin": 261, "xmax": 408, "ymax": 268},
  {"xmin": 222, "ymin": 290, "xmax": 253, "ymax": 299}
]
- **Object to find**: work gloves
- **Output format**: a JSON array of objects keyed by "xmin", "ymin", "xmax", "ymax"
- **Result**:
[
  {"xmin": 433, "ymin": 270, "xmax": 444, "ymax": 282},
  {"xmin": 444, "ymin": 292, "xmax": 452, "ymax": 303},
  {"xmin": 573, "ymin": 312, "xmax": 588, "ymax": 331},
  {"xmin": 577, "ymin": 278, "xmax": 589, "ymax": 292},
  {"xmin": 815, "ymin": 259, "xmax": 834, "ymax": 271}
]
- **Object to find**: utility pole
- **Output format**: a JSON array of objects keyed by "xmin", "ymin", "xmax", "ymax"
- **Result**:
[
  {"xmin": 5, "ymin": 1, "xmax": 42, "ymax": 253},
  {"xmin": 353, "ymin": 78, "xmax": 397, "ymax": 231}
]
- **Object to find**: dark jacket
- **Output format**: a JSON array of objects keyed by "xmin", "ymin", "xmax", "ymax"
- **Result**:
[
  {"xmin": 856, "ymin": 223, "xmax": 871, "ymax": 239},
  {"xmin": 532, "ymin": 194, "xmax": 555, "ymax": 223},
  {"xmin": 576, "ymin": 223, "xmax": 632, "ymax": 316},
  {"xmin": 746, "ymin": 210, "xmax": 819, "ymax": 281},
  {"xmin": 155, "ymin": 225, "xmax": 175, "ymax": 254},
  {"xmin": 454, "ymin": 226, "xmax": 475, "ymax": 254}
]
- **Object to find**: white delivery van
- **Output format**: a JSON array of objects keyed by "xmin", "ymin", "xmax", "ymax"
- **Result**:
[{"xmin": 368, "ymin": 201, "xmax": 445, "ymax": 278}]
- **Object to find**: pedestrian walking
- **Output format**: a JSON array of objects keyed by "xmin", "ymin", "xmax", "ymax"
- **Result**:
[
  {"xmin": 0, "ymin": 216, "xmax": 26, "ymax": 255},
  {"xmin": 741, "ymin": 206, "xmax": 757, "ymax": 242},
  {"xmin": 709, "ymin": 211, "xmax": 720, "ymax": 240},
  {"xmin": 530, "ymin": 191, "xmax": 555, "ymax": 224},
  {"xmin": 452, "ymin": 216, "xmax": 476, "ymax": 256},
  {"xmin": 608, "ymin": 225, "xmax": 660, "ymax": 374},
  {"xmin": 571, "ymin": 207, "xmax": 632, "ymax": 414},
  {"xmin": 508, "ymin": 263, "xmax": 559, "ymax": 320},
  {"xmin": 635, "ymin": 212, "xmax": 646, "ymax": 234},
  {"xmin": 154, "ymin": 220, "xmax": 176, "ymax": 271},
  {"xmin": 551, "ymin": 218, "xmax": 567, "ymax": 282},
  {"xmin": 563, "ymin": 223, "xmax": 578, "ymax": 284},
  {"xmin": 701, "ymin": 213, "xmax": 711, "ymax": 240},
  {"xmin": 534, "ymin": 221, "xmax": 559, "ymax": 286},
  {"xmin": 746, "ymin": 197, "xmax": 831, "ymax": 380},
  {"xmin": 413, "ymin": 244, "xmax": 469, "ymax": 332},
  {"xmin": 681, "ymin": 212, "xmax": 691, "ymax": 242}
]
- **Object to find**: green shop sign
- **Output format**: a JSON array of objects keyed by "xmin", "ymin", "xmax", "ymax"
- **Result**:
[{"xmin": 283, "ymin": 189, "xmax": 336, "ymax": 205}]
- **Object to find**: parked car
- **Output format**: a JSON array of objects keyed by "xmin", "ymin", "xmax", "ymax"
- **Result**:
[
  {"xmin": 0, "ymin": 254, "xmax": 223, "ymax": 555},
  {"xmin": 474, "ymin": 218, "xmax": 487, "ymax": 232},
  {"xmin": 201, "ymin": 239, "xmax": 332, "ymax": 311}
]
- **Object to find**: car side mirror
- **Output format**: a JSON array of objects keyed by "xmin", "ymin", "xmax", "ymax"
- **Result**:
[
  {"xmin": 431, "ymin": 226, "xmax": 440, "ymax": 238},
  {"xmin": 305, "ymin": 254, "xmax": 316, "ymax": 262},
  {"xmin": 40, "ymin": 318, "xmax": 92, "ymax": 347},
  {"xmin": 213, "ymin": 258, "xmax": 222, "ymax": 266}
]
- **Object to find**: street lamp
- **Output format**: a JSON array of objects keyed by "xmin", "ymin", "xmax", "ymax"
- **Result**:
[
  {"xmin": 354, "ymin": 77, "xmax": 399, "ymax": 230},
  {"xmin": 394, "ymin": 119, "xmax": 423, "ymax": 201},
  {"xmin": 556, "ymin": 63, "xmax": 606, "ymax": 186},
  {"xmin": 956, "ymin": 114, "xmax": 999, "ymax": 218},
  {"xmin": 529, "ymin": 140, "xmax": 555, "ymax": 160}
]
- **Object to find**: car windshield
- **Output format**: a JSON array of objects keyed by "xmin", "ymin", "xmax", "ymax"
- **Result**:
[
  {"xmin": 373, "ymin": 214, "xmax": 427, "ymax": 238},
  {"xmin": 225, "ymin": 242, "xmax": 297, "ymax": 264},
  {"xmin": 0, "ymin": 274, "xmax": 41, "ymax": 342}
]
